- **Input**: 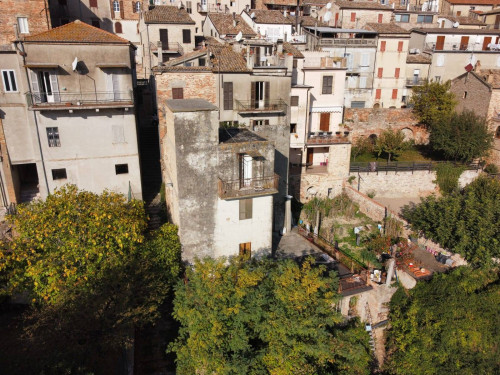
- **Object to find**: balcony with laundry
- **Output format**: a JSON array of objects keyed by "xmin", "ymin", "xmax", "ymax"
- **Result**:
[{"xmin": 217, "ymin": 128, "xmax": 279, "ymax": 199}]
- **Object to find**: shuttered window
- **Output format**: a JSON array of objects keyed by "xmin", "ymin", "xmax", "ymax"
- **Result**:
[
  {"xmin": 380, "ymin": 41, "xmax": 386, "ymax": 52},
  {"xmin": 350, "ymin": 12, "xmax": 356, "ymax": 22},
  {"xmin": 377, "ymin": 68, "xmax": 383, "ymax": 78},
  {"xmin": 290, "ymin": 96, "xmax": 299, "ymax": 106},
  {"xmin": 375, "ymin": 89, "xmax": 381, "ymax": 100},
  {"xmin": 322, "ymin": 76, "xmax": 333, "ymax": 94},
  {"xmin": 398, "ymin": 41, "xmax": 404, "ymax": 52},
  {"xmin": 182, "ymin": 29, "xmax": 191, "ymax": 44},
  {"xmin": 392, "ymin": 89, "xmax": 398, "ymax": 99},
  {"xmin": 223, "ymin": 82, "xmax": 233, "ymax": 110},
  {"xmin": 395, "ymin": 68, "xmax": 400, "ymax": 78},
  {"xmin": 172, "ymin": 88, "xmax": 183, "ymax": 99},
  {"xmin": 239, "ymin": 242, "xmax": 251, "ymax": 259},
  {"xmin": 89, "ymin": 0, "xmax": 98, "ymax": 7}
]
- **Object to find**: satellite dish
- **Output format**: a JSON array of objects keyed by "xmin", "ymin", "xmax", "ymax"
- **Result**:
[
  {"xmin": 72, "ymin": 57, "xmax": 78, "ymax": 71},
  {"xmin": 324, "ymin": 11, "xmax": 332, "ymax": 22},
  {"xmin": 250, "ymin": 12, "xmax": 255, "ymax": 19},
  {"xmin": 235, "ymin": 31, "xmax": 243, "ymax": 41},
  {"xmin": 453, "ymin": 21, "xmax": 459, "ymax": 28},
  {"xmin": 326, "ymin": 2, "xmax": 332, "ymax": 9}
]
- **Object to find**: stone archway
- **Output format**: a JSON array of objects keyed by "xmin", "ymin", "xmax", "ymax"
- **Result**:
[
  {"xmin": 369, "ymin": 134, "xmax": 378, "ymax": 144},
  {"xmin": 401, "ymin": 127, "xmax": 414, "ymax": 141}
]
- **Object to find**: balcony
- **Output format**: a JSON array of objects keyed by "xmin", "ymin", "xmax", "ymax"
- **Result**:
[
  {"xmin": 156, "ymin": 41, "xmax": 183, "ymax": 55},
  {"xmin": 307, "ymin": 132, "xmax": 350, "ymax": 145},
  {"xmin": 235, "ymin": 99, "xmax": 287, "ymax": 114},
  {"xmin": 318, "ymin": 39, "xmax": 377, "ymax": 48},
  {"xmin": 218, "ymin": 174, "xmax": 279, "ymax": 199},
  {"xmin": 197, "ymin": 3, "xmax": 227, "ymax": 13},
  {"xmin": 424, "ymin": 42, "xmax": 490, "ymax": 52},
  {"xmin": 26, "ymin": 90, "xmax": 134, "ymax": 110},
  {"xmin": 406, "ymin": 78, "xmax": 427, "ymax": 86}
]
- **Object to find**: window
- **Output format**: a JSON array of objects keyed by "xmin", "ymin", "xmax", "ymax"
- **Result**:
[
  {"xmin": 375, "ymin": 89, "xmax": 381, "ymax": 100},
  {"xmin": 113, "ymin": 0, "xmax": 120, "ymax": 12},
  {"xmin": 380, "ymin": 41, "xmax": 386, "ymax": 52},
  {"xmin": 17, "ymin": 17, "xmax": 29, "ymax": 34},
  {"xmin": 199, "ymin": 57, "xmax": 206, "ymax": 66},
  {"xmin": 456, "ymin": 11, "xmax": 461, "ymax": 16},
  {"xmin": 182, "ymin": 29, "xmax": 191, "ymax": 44},
  {"xmin": 91, "ymin": 19, "xmax": 100, "ymax": 28},
  {"xmin": 172, "ymin": 87, "xmax": 183, "ymax": 99},
  {"xmin": 230, "ymin": 1, "xmax": 235, "ymax": 5},
  {"xmin": 434, "ymin": 76, "xmax": 441, "ymax": 82},
  {"xmin": 395, "ymin": 68, "xmax": 400, "ymax": 78},
  {"xmin": 360, "ymin": 53, "xmax": 369, "ymax": 67},
  {"xmin": 417, "ymin": 15, "xmax": 433, "ymax": 23},
  {"xmin": 293, "ymin": 59, "xmax": 297, "ymax": 68},
  {"xmin": 350, "ymin": 12, "xmax": 356, "ymax": 22},
  {"xmin": 392, "ymin": 89, "xmax": 398, "ymax": 99},
  {"xmin": 186, "ymin": 1, "xmax": 192, "ymax": 13},
  {"xmin": 1, "ymin": 70, "xmax": 17, "ymax": 92},
  {"xmin": 239, "ymin": 242, "xmax": 251, "ymax": 259},
  {"xmin": 52, "ymin": 168, "xmax": 67, "ymax": 180},
  {"xmin": 223, "ymin": 82, "xmax": 233, "ymax": 110},
  {"xmin": 378, "ymin": 14, "xmax": 383, "ymax": 23},
  {"xmin": 322, "ymin": 76, "xmax": 333, "ymax": 94},
  {"xmin": 395, "ymin": 14, "xmax": 410, "ymax": 23},
  {"xmin": 398, "ymin": 41, "xmax": 403, "ymax": 52},
  {"xmin": 89, "ymin": 0, "xmax": 97, "ymax": 7},
  {"xmin": 291, "ymin": 96, "xmax": 299, "ymax": 106},
  {"xmin": 135, "ymin": 1, "xmax": 141, "ymax": 12},
  {"xmin": 115, "ymin": 164, "xmax": 129, "ymax": 174},
  {"xmin": 46, "ymin": 127, "xmax": 60, "ymax": 147},
  {"xmin": 290, "ymin": 123, "xmax": 297, "ymax": 133},
  {"xmin": 351, "ymin": 101, "xmax": 365, "ymax": 108},
  {"xmin": 463, "ymin": 91, "xmax": 468, "ymax": 99},
  {"xmin": 359, "ymin": 76, "xmax": 367, "ymax": 89},
  {"xmin": 377, "ymin": 68, "xmax": 383, "ymax": 78},
  {"xmin": 115, "ymin": 22, "xmax": 122, "ymax": 33},
  {"xmin": 239, "ymin": 199, "xmax": 252, "ymax": 220}
]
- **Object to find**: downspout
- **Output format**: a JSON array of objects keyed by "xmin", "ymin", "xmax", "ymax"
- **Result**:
[
  {"xmin": 43, "ymin": 0, "xmax": 50, "ymax": 29},
  {"xmin": 18, "ymin": 41, "xmax": 50, "ymax": 196}
]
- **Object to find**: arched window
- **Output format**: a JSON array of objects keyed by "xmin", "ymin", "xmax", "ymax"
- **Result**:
[
  {"xmin": 135, "ymin": 2, "xmax": 141, "ymax": 12},
  {"xmin": 113, "ymin": 1, "xmax": 120, "ymax": 12},
  {"xmin": 115, "ymin": 22, "xmax": 122, "ymax": 33}
]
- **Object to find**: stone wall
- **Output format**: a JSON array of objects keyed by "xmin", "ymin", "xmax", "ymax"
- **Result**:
[
  {"xmin": 344, "ymin": 186, "xmax": 401, "ymax": 222},
  {"xmin": 344, "ymin": 108, "xmax": 428, "ymax": 144}
]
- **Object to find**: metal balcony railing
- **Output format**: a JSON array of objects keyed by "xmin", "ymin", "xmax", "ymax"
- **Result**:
[
  {"xmin": 157, "ymin": 41, "xmax": 184, "ymax": 55},
  {"xmin": 319, "ymin": 39, "xmax": 377, "ymax": 47},
  {"xmin": 26, "ymin": 90, "xmax": 133, "ymax": 108},
  {"xmin": 406, "ymin": 78, "xmax": 427, "ymax": 86},
  {"xmin": 424, "ymin": 42, "xmax": 490, "ymax": 52},
  {"xmin": 218, "ymin": 174, "xmax": 279, "ymax": 199},
  {"xmin": 307, "ymin": 131, "xmax": 350, "ymax": 145},
  {"xmin": 235, "ymin": 99, "xmax": 287, "ymax": 113},
  {"xmin": 197, "ymin": 3, "xmax": 225, "ymax": 12}
]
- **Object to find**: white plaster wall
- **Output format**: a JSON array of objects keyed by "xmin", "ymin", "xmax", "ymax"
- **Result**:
[
  {"xmin": 118, "ymin": 20, "xmax": 140, "ymax": 43},
  {"xmin": 2, "ymin": 107, "xmax": 37, "ymax": 163},
  {"xmin": 214, "ymin": 195, "xmax": 273, "ymax": 258},
  {"xmin": 290, "ymin": 87, "xmax": 309, "ymax": 147}
]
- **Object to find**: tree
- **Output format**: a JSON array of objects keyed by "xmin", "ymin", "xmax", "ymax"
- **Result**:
[
  {"xmin": 401, "ymin": 176, "xmax": 500, "ymax": 265},
  {"xmin": 385, "ymin": 266, "xmax": 500, "ymax": 375},
  {"xmin": 169, "ymin": 257, "xmax": 372, "ymax": 375},
  {"xmin": 429, "ymin": 110, "xmax": 493, "ymax": 162},
  {"xmin": 351, "ymin": 136, "xmax": 375, "ymax": 161},
  {"xmin": 374, "ymin": 129, "xmax": 407, "ymax": 162},
  {"xmin": 410, "ymin": 80, "xmax": 456, "ymax": 127}
]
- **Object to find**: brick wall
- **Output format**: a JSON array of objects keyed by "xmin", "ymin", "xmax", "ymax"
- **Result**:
[
  {"xmin": 344, "ymin": 107, "xmax": 429, "ymax": 144},
  {"xmin": 0, "ymin": 0, "xmax": 51, "ymax": 47}
]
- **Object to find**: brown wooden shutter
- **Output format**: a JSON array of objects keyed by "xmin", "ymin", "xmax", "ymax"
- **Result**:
[
  {"xmin": 120, "ymin": 1, "xmax": 124, "ymax": 19},
  {"xmin": 483, "ymin": 36, "xmax": 492, "ymax": 51},
  {"xmin": 110, "ymin": 0, "xmax": 114, "ymax": 19},
  {"xmin": 435, "ymin": 36, "xmax": 445, "ymax": 50},
  {"xmin": 132, "ymin": 1, "xmax": 136, "ymax": 13},
  {"xmin": 264, "ymin": 81, "xmax": 270, "ymax": 108},
  {"xmin": 223, "ymin": 82, "xmax": 233, "ymax": 110},
  {"xmin": 322, "ymin": 76, "xmax": 332, "ymax": 94},
  {"xmin": 172, "ymin": 88, "xmax": 183, "ymax": 99},
  {"xmin": 460, "ymin": 36, "xmax": 469, "ymax": 50},
  {"xmin": 320, "ymin": 113, "xmax": 330, "ymax": 131},
  {"xmin": 264, "ymin": 119, "xmax": 269, "ymax": 125},
  {"xmin": 250, "ymin": 82, "xmax": 256, "ymax": 109},
  {"xmin": 89, "ymin": 0, "xmax": 98, "ymax": 7}
]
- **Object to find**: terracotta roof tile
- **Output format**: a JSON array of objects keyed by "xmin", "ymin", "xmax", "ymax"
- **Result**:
[
  {"xmin": 365, "ymin": 23, "xmax": 410, "ymax": 34},
  {"xmin": 24, "ymin": 20, "xmax": 129, "ymax": 44},
  {"xmin": 208, "ymin": 13, "xmax": 257, "ymax": 37},
  {"xmin": 244, "ymin": 10, "xmax": 294, "ymax": 24},
  {"xmin": 440, "ymin": 15, "xmax": 486, "ymax": 25},
  {"xmin": 335, "ymin": 1, "xmax": 394, "ymax": 10},
  {"xmin": 444, "ymin": 0, "xmax": 498, "ymax": 4},
  {"xmin": 283, "ymin": 42, "xmax": 304, "ymax": 58},
  {"xmin": 286, "ymin": 15, "xmax": 328, "ymax": 27},
  {"xmin": 164, "ymin": 49, "xmax": 208, "ymax": 66},
  {"xmin": 406, "ymin": 53, "xmax": 432, "ymax": 63},
  {"xmin": 412, "ymin": 27, "xmax": 500, "ymax": 34},
  {"xmin": 144, "ymin": 5, "xmax": 195, "ymax": 24},
  {"xmin": 204, "ymin": 36, "xmax": 222, "ymax": 45},
  {"xmin": 209, "ymin": 45, "xmax": 250, "ymax": 72}
]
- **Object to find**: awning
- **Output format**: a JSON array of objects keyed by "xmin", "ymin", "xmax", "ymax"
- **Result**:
[
  {"xmin": 246, "ymin": 150, "xmax": 264, "ymax": 158},
  {"xmin": 24, "ymin": 63, "xmax": 59, "ymax": 68},
  {"xmin": 96, "ymin": 63, "xmax": 129, "ymax": 68},
  {"xmin": 311, "ymin": 106, "xmax": 343, "ymax": 113}
]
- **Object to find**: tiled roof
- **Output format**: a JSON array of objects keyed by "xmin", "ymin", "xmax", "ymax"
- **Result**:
[
  {"xmin": 444, "ymin": 0, "xmax": 498, "ymax": 4},
  {"xmin": 412, "ymin": 27, "xmax": 500, "ymax": 34},
  {"xmin": 164, "ymin": 49, "xmax": 208, "ymax": 66},
  {"xmin": 144, "ymin": 5, "xmax": 195, "ymax": 24},
  {"xmin": 283, "ymin": 42, "xmax": 304, "ymax": 58},
  {"xmin": 335, "ymin": 1, "xmax": 394, "ymax": 10},
  {"xmin": 481, "ymin": 8, "xmax": 500, "ymax": 14},
  {"xmin": 204, "ymin": 36, "xmax": 222, "ymax": 45},
  {"xmin": 406, "ymin": 53, "xmax": 432, "ymax": 63},
  {"xmin": 301, "ymin": 0, "xmax": 330, "ymax": 5},
  {"xmin": 286, "ymin": 15, "xmax": 328, "ymax": 27},
  {"xmin": 365, "ymin": 23, "xmax": 410, "ymax": 34},
  {"xmin": 440, "ymin": 15, "xmax": 486, "ymax": 25},
  {"xmin": 208, "ymin": 13, "xmax": 257, "ymax": 37},
  {"xmin": 244, "ymin": 9, "xmax": 293, "ymax": 24},
  {"xmin": 153, "ymin": 65, "xmax": 212, "ymax": 73},
  {"xmin": 209, "ymin": 45, "xmax": 250, "ymax": 72},
  {"xmin": 24, "ymin": 20, "xmax": 129, "ymax": 44}
]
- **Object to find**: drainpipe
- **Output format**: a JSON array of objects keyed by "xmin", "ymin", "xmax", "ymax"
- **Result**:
[{"xmin": 18, "ymin": 40, "xmax": 50, "ymax": 196}]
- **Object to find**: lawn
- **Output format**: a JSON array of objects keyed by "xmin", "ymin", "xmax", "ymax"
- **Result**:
[{"xmin": 351, "ymin": 145, "xmax": 436, "ymax": 162}]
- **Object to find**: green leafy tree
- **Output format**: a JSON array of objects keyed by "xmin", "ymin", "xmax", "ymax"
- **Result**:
[
  {"xmin": 401, "ymin": 176, "xmax": 500, "ymax": 265},
  {"xmin": 374, "ymin": 129, "xmax": 407, "ymax": 162},
  {"xmin": 410, "ymin": 80, "xmax": 456, "ymax": 127},
  {"xmin": 351, "ymin": 136, "xmax": 375, "ymax": 161},
  {"xmin": 170, "ymin": 257, "xmax": 371, "ymax": 375},
  {"xmin": 429, "ymin": 110, "xmax": 493, "ymax": 162},
  {"xmin": 434, "ymin": 162, "xmax": 465, "ymax": 195},
  {"xmin": 385, "ymin": 266, "xmax": 500, "ymax": 375}
]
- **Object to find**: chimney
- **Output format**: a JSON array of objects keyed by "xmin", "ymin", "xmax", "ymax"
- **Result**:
[
  {"xmin": 277, "ymin": 39, "xmax": 283, "ymax": 54},
  {"xmin": 246, "ymin": 5, "xmax": 250, "ymax": 12},
  {"xmin": 474, "ymin": 60, "xmax": 481, "ymax": 74},
  {"xmin": 233, "ymin": 12, "xmax": 237, "ymax": 27}
]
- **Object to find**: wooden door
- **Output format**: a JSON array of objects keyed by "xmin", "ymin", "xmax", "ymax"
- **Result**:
[
  {"xmin": 483, "ymin": 36, "xmax": 492, "ymax": 51},
  {"xmin": 159, "ymin": 29, "xmax": 168, "ymax": 49},
  {"xmin": 307, "ymin": 149, "xmax": 314, "ymax": 165},
  {"xmin": 320, "ymin": 112, "xmax": 330, "ymax": 131},
  {"xmin": 239, "ymin": 242, "xmax": 251, "ymax": 259},
  {"xmin": 435, "ymin": 36, "xmax": 445, "ymax": 50},
  {"xmin": 460, "ymin": 36, "xmax": 469, "ymax": 50}
]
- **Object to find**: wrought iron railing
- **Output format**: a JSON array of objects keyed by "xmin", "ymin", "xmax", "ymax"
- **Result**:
[
  {"xmin": 307, "ymin": 131, "xmax": 350, "ymax": 145},
  {"xmin": 197, "ymin": 3, "xmax": 224, "ymax": 12},
  {"xmin": 424, "ymin": 42, "xmax": 490, "ymax": 52},
  {"xmin": 235, "ymin": 99, "xmax": 287, "ymax": 113},
  {"xmin": 319, "ymin": 39, "xmax": 377, "ymax": 47},
  {"xmin": 26, "ymin": 90, "xmax": 133, "ymax": 107},
  {"xmin": 406, "ymin": 78, "xmax": 427, "ymax": 86},
  {"xmin": 157, "ymin": 41, "xmax": 183, "ymax": 55},
  {"xmin": 218, "ymin": 174, "xmax": 279, "ymax": 199}
]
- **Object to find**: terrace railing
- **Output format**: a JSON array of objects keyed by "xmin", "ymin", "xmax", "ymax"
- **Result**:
[{"xmin": 218, "ymin": 174, "xmax": 279, "ymax": 199}]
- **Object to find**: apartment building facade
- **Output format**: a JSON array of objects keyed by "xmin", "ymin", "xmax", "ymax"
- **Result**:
[
  {"xmin": 0, "ymin": 21, "xmax": 142, "ymax": 205},
  {"xmin": 326, "ymin": 2, "xmax": 394, "ymax": 29},
  {"xmin": 441, "ymin": 0, "xmax": 498, "ymax": 17}
]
